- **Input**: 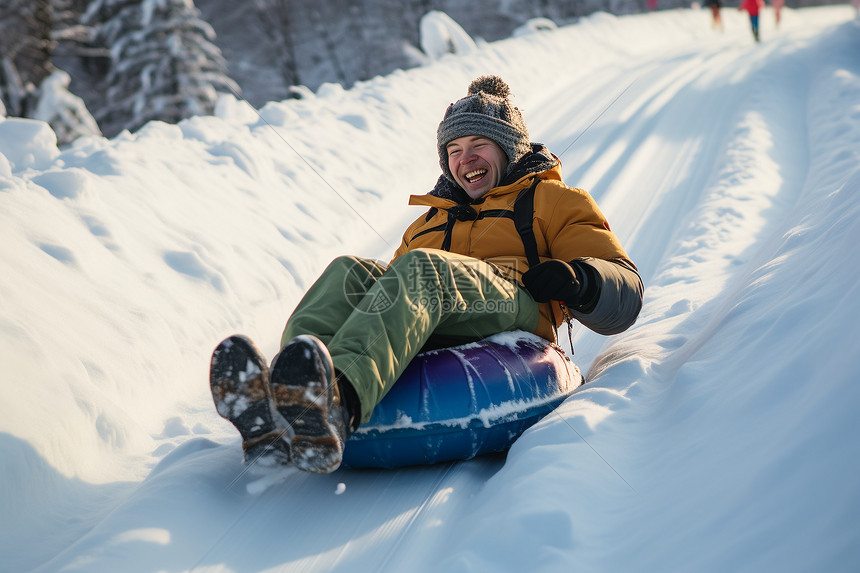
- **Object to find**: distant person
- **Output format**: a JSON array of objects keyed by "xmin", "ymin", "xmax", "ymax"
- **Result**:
[
  {"xmin": 704, "ymin": 0, "xmax": 723, "ymax": 30},
  {"xmin": 209, "ymin": 76, "xmax": 643, "ymax": 475},
  {"xmin": 648, "ymin": 0, "xmax": 658, "ymax": 11},
  {"xmin": 739, "ymin": 0, "xmax": 765, "ymax": 42},
  {"xmin": 771, "ymin": 0, "xmax": 784, "ymax": 27}
]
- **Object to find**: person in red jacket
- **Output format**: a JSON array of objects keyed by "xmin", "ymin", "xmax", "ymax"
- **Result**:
[
  {"xmin": 740, "ymin": 0, "xmax": 765, "ymax": 42},
  {"xmin": 771, "ymin": 0, "xmax": 784, "ymax": 27},
  {"xmin": 704, "ymin": 0, "xmax": 723, "ymax": 31}
]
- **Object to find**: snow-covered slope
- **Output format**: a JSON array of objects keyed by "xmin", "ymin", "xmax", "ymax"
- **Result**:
[{"xmin": 1, "ymin": 6, "xmax": 859, "ymax": 572}]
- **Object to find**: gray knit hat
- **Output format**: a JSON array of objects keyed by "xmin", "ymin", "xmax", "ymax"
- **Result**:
[{"xmin": 437, "ymin": 75, "xmax": 531, "ymax": 183}]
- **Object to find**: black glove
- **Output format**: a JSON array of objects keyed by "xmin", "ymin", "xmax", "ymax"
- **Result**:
[{"xmin": 521, "ymin": 259, "xmax": 583, "ymax": 304}]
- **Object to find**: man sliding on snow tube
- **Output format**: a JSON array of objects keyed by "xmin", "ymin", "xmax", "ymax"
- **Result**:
[{"xmin": 210, "ymin": 75, "xmax": 644, "ymax": 474}]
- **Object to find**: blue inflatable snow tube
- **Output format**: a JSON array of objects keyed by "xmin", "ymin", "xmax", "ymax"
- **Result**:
[{"xmin": 341, "ymin": 331, "xmax": 582, "ymax": 469}]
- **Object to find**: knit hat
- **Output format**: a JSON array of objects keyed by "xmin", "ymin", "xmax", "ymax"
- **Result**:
[{"xmin": 437, "ymin": 75, "xmax": 531, "ymax": 183}]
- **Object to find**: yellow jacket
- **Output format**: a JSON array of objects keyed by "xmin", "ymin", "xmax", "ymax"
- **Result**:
[{"xmin": 392, "ymin": 160, "xmax": 639, "ymax": 341}]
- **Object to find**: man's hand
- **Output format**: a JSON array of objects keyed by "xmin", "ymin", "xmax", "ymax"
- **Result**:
[{"xmin": 521, "ymin": 260, "xmax": 583, "ymax": 304}]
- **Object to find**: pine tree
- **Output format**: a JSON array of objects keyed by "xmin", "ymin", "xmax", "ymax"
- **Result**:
[
  {"xmin": 84, "ymin": 0, "xmax": 239, "ymax": 136},
  {"xmin": 252, "ymin": 0, "xmax": 301, "ymax": 90},
  {"xmin": 32, "ymin": 69, "xmax": 102, "ymax": 144},
  {"xmin": 0, "ymin": 0, "xmax": 53, "ymax": 117},
  {"xmin": 52, "ymin": 0, "xmax": 101, "ymax": 58},
  {"xmin": 0, "ymin": 0, "xmax": 101, "ymax": 145},
  {"xmin": 307, "ymin": 2, "xmax": 348, "ymax": 86}
]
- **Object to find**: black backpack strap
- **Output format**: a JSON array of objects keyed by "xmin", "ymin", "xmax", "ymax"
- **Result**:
[
  {"xmin": 514, "ymin": 177, "xmax": 576, "ymax": 355},
  {"xmin": 513, "ymin": 177, "xmax": 541, "ymax": 268}
]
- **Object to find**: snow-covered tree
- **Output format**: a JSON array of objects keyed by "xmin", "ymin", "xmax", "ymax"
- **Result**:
[
  {"xmin": 252, "ymin": 0, "xmax": 300, "ymax": 88},
  {"xmin": 346, "ymin": 0, "xmax": 419, "ymax": 84},
  {"xmin": 34, "ymin": 69, "xmax": 102, "ymax": 144},
  {"xmin": 419, "ymin": 11, "xmax": 477, "ymax": 60},
  {"xmin": 306, "ymin": 2, "xmax": 349, "ymax": 86},
  {"xmin": 84, "ymin": 0, "xmax": 239, "ymax": 135},
  {"xmin": 52, "ymin": 0, "xmax": 101, "ymax": 58},
  {"xmin": 0, "ymin": 0, "xmax": 101, "ymax": 145},
  {"xmin": 0, "ymin": 0, "xmax": 53, "ymax": 118}
]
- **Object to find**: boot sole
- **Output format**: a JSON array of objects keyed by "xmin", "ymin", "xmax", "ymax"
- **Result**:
[
  {"xmin": 210, "ymin": 335, "xmax": 291, "ymax": 465},
  {"xmin": 270, "ymin": 335, "xmax": 343, "ymax": 473}
]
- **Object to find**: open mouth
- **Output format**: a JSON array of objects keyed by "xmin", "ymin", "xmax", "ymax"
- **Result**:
[{"xmin": 464, "ymin": 169, "xmax": 487, "ymax": 183}]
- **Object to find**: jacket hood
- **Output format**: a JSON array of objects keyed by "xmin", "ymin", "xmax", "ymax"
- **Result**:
[{"xmin": 428, "ymin": 143, "xmax": 558, "ymax": 204}]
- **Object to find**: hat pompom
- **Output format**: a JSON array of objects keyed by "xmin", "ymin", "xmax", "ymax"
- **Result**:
[{"xmin": 467, "ymin": 75, "xmax": 510, "ymax": 99}]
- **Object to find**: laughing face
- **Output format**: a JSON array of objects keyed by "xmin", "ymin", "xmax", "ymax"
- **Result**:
[{"xmin": 446, "ymin": 135, "xmax": 509, "ymax": 200}]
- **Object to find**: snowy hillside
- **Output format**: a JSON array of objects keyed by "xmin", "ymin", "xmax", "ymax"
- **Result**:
[{"xmin": 2, "ymin": 6, "xmax": 859, "ymax": 572}]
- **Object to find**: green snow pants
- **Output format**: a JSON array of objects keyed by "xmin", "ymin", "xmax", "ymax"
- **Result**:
[{"xmin": 280, "ymin": 248, "xmax": 540, "ymax": 422}]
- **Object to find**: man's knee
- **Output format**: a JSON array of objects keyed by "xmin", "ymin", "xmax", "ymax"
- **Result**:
[
  {"xmin": 390, "ymin": 248, "xmax": 463, "ymax": 274},
  {"xmin": 327, "ymin": 255, "xmax": 361, "ymax": 271},
  {"xmin": 390, "ymin": 249, "xmax": 465, "ymax": 290},
  {"xmin": 323, "ymin": 255, "xmax": 383, "ymax": 280},
  {"xmin": 392, "ymin": 248, "xmax": 437, "ymax": 263}
]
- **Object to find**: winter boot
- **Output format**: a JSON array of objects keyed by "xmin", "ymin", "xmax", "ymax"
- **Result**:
[
  {"xmin": 210, "ymin": 335, "xmax": 292, "ymax": 466},
  {"xmin": 269, "ymin": 335, "xmax": 351, "ymax": 474}
]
